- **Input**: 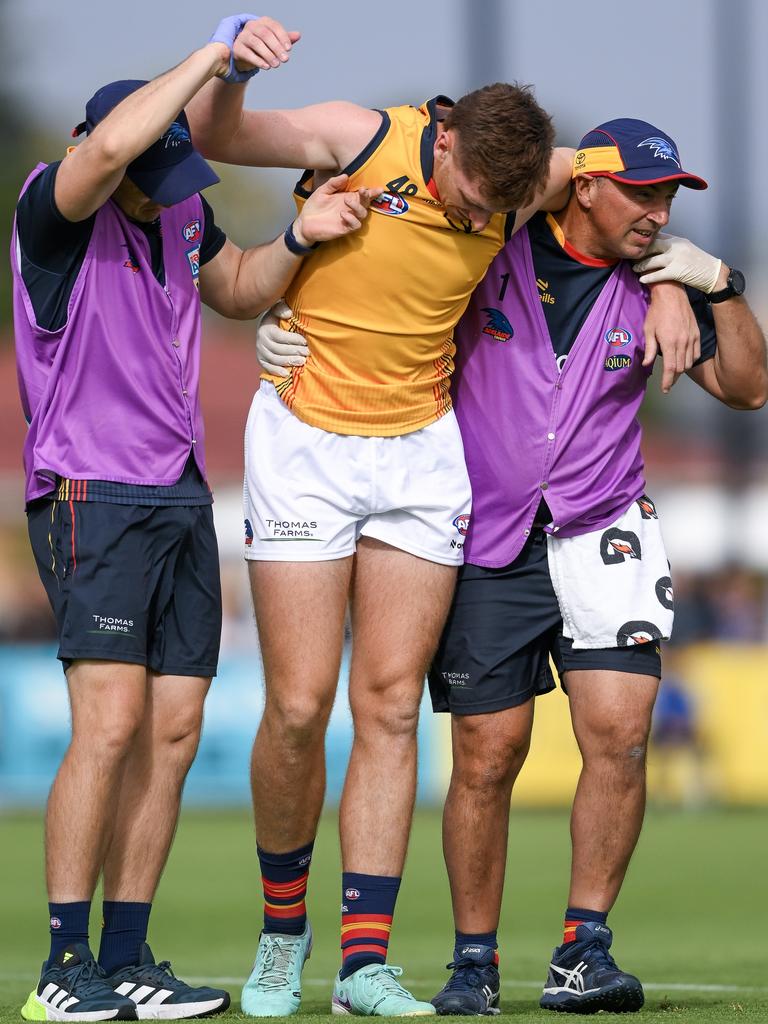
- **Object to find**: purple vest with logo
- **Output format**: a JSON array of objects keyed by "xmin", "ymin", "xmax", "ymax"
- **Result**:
[
  {"xmin": 454, "ymin": 224, "xmax": 652, "ymax": 568},
  {"xmin": 12, "ymin": 163, "xmax": 207, "ymax": 503}
]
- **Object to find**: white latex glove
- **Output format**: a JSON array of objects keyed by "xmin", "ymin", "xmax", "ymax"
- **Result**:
[
  {"xmin": 255, "ymin": 301, "xmax": 308, "ymax": 376},
  {"xmin": 633, "ymin": 233, "xmax": 722, "ymax": 294}
]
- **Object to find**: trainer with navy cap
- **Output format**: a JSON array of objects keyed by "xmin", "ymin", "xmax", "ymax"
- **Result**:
[
  {"xmin": 424, "ymin": 116, "xmax": 767, "ymax": 1015},
  {"xmin": 12, "ymin": 13, "xmax": 377, "ymax": 1023},
  {"xmin": 256, "ymin": 115, "xmax": 767, "ymax": 1015}
]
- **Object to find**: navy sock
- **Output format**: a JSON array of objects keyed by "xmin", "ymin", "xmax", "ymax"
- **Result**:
[
  {"xmin": 563, "ymin": 907, "xmax": 608, "ymax": 944},
  {"xmin": 454, "ymin": 930, "xmax": 499, "ymax": 966},
  {"xmin": 98, "ymin": 901, "xmax": 152, "ymax": 973},
  {"xmin": 47, "ymin": 901, "xmax": 91, "ymax": 967},
  {"xmin": 339, "ymin": 872, "xmax": 400, "ymax": 980},
  {"xmin": 258, "ymin": 840, "xmax": 314, "ymax": 936}
]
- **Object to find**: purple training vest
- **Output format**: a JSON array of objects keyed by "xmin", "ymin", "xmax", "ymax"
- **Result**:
[
  {"xmin": 12, "ymin": 163, "xmax": 207, "ymax": 503},
  {"xmin": 453, "ymin": 223, "xmax": 652, "ymax": 568}
]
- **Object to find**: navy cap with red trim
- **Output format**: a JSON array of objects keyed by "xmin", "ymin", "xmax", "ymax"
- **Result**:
[
  {"xmin": 72, "ymin": 80, "xmax": 219, "ymax": 206},
  {"xmin": 572, "ymin": 117, "xmax": 707, "ymax": 190}
]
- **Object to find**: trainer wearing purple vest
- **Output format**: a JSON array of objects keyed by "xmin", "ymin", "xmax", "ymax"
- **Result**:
[
  {"xmin": 425, "ymin": 119, "xmax": 767, "ymax": 1015},
  {"xmin": 11, "ymin": 15, "xmax": 378, "ymax": 1023}
]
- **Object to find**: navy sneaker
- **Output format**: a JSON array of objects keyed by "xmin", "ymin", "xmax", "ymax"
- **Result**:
[
  {"xmin": 431, "ymin": 944, "xmax": 500, "ymax": 1016},
  {"xmin": 107, "ymin": 943, "xmax": 230, "ymax": 1019},
  {"xmin": 540, "ymin": 922, "xmax": 644, "ymax": 1014},
  {"xmin": 21, "ymin": 944, "xmax": 137, "ymax": 1021}
]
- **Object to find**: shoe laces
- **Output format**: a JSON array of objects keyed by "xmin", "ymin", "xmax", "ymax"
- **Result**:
[
  {"xmin": 443, "ymin": 959, "xmax": 489, "ymax": 991},
  {"xmin": 364, "ymin": 964, "xmax": 410, "ymax": 999},
  {"xmin": 125, "ymin": 960, "xmax": 182, "ymax": 989},
  {"xmin": 59, "ymin": 958, "xmax": 106, "ymax": 993},
  {"xmin": 254, "ymin": 935, "xmax": 302, "ymax": 991},
  {"xmin": 577, "ymin": 938, "xmax": 619, "ymax": 973}
]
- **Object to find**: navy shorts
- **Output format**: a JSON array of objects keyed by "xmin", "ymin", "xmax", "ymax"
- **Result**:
[
  {"xmin": 27, "ymin": 499, "xmax": 222, "ymax": 676},
  {"xmin": 428, "ymin": 528, "xmax": 662, "ymax": 716}
]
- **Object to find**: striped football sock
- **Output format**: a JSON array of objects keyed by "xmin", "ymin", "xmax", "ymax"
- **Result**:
[
  {"xmin": 563, "ymin": 907, "xmax": 608, "ymax": 944},
  {"xmin": 339, "ymin": 872, "xmax": 400, "ymax": 980},
  {"xmin": 258, "ymin": 840, "xmax": 314, "ymax": 936}
]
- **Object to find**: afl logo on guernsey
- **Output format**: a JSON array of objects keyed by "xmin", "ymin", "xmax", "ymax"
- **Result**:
[
  {"xmin": 371, "ymin": 192, "xmax": 409, "ymax": 216},
  {"xmin": 605, "ymin": 327, "xmax": 632, "ymax": 347},
  {"xmin": 453, "ymin": 513, "xmax": 471, "ymax": 536},
  {"xmin": 182, "ymin": 219, "xmax": 201, "ymax": 243}
]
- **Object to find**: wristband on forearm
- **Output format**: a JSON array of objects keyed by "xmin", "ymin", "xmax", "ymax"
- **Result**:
[{"xmin": 283, "ymin": 221, "xmax": 320, "ymax": 256}]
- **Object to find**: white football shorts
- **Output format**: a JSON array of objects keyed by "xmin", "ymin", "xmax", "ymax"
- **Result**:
[{"xmin": 243, "ymin": 382, "xmax": 472, "ymax": 565}]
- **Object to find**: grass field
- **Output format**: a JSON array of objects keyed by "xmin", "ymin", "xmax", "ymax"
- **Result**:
[{"xmin": 1, "ymin": 808, "xmax": 766, "ymax": 1023}]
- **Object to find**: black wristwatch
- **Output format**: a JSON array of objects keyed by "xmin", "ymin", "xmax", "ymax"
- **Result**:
[{"xmin": 707, "ymin": 267, "xmax": 746, "ymax": 304}]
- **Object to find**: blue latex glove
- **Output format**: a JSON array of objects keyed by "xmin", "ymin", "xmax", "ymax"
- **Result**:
[{"xmin": 210, "ymin": 13, "xmax": 261, "ymax": 83}]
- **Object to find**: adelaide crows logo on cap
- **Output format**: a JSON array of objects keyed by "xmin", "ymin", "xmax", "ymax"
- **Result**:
[
  {"xmin": 371, "ymin": 191, "xmax": 409, "ymax": 216},
  {"xmin": 481, "ymin": 308, "xmax": 514, "ymax": 343},
  {"xmin": 638, "ymin": 137, "xmax": 681, "ymax": 166},
  {"xmin": 163, "ymin": 121, "xmax": 191, "ymax": 148},
  {"xmin": 600, "ymin": 528, "xmax": 642, "ymax": 564},
  {"xmin": 617, "ymin": 620, "xmax": 663, "ymax": 647},
  {"xmin": 605, "ymin": 327, "xmax": 632, "ymax": 347},
  {"xmin": 655, "ymin": 576, "xmax": 674, "ymax": 610}
]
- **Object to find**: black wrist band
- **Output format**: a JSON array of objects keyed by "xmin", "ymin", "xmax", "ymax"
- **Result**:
[{"xmin": 283, "ymin": 221, "xmax": 319, "ymax": 256}]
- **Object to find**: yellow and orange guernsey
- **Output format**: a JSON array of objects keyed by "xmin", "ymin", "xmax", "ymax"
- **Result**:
[{"xmin": 263, "ymin": 97, "xmax": 512, "ymax": 437}]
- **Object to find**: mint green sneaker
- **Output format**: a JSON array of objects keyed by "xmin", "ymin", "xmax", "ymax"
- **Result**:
[
  {"xmin": 240, "ymin": 923, "xmax": 312, "ymax": 1017},
  {"xmin": 331, "ymin": 964, "xmax": 436, "ymax": 1017}
]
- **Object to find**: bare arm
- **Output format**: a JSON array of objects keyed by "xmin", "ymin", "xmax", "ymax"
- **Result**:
[
  {"xmin": 200, "ymin": 175, "xmax": 380, "ymax": 319},
  {"xmin": 188, "ymin": 87, "xmax": 382, "ymax": 172},
  {"xmin": 687, "ymin": 266, "xmax": 768, "ymax": 410},
  {"xmin": 512, "ymin": 147, "xmax": 575, "ymax": 232},
  {"xmin": 55, "ymin": 43, "xmax": 230, "ymax": 222},
  {"xmin": 186, "ymin": 16, "xmax": 381, "ymax": 172}
]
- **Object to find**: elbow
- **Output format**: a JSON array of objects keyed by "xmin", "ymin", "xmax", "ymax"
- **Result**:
[{"xmin": 724, "ymin": 382, "xmax": 768, "ymax": 411}]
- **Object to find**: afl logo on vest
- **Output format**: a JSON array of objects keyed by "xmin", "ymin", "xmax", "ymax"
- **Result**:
[
  {"xmin": 182, "ymin": 219, "xmax": 201, "ymax": 243},
  {"xmin": 605, "ymin": 327, "xmax": 632, "ymax": 347},
  {"xmin": 370, "ymin": 192, "xmax": 409, "ymax": 216}
]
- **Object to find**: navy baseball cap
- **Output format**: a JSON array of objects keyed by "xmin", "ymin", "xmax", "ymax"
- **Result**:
[
  {"xmin": 572, "ymin": 118, "xmax": 707, "ymax": 190},
  {"xmin": 72, "ymin": 80, "xmax": 219, "ymax": 205}
]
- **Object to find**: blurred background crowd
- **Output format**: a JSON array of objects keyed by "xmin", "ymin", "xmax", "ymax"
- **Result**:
[{"xmin": 1, "ymin": 0, "xmax": 767, "ymax": 810}]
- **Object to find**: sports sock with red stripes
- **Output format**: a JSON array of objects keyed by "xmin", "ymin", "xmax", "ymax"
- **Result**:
[
  {"xmin": 339, "ymin": 872, "xmax": 400, "ymax": 980},
  {"xmin": 563, "ymin": 907, "xmax": 608, "ymax": 944},
  {"xmin": 258, "ymin": 840, "xmax": 314, "ymax": 936}
]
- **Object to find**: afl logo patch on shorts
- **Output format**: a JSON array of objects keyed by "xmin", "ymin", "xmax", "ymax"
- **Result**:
[
  {"xmin": 344, "ymin": 888, "xmax": 360, "ymax": 900},
  {"xmin": 453, "ymin": 513, "xmax": 471, "ymax": 536},
  {"xmin": 371, "ymin": 192, "xmax": 409, "ymax": 216},
  {"xmin": 605, "ymin": 327, "xmax": 632, "ymax": 347}
]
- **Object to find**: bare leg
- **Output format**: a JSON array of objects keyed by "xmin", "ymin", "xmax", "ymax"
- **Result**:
[
  {"xmin": 565, "ymin": 670, "xmax": 659, "ymax": 912},
  {"xmin": 443, "ymin": 703, "xmax": 534, "ymax": 932},
  {"xmin": 341, "ymin": 538, "xmax": 456, "ymax": 874},
  {"xmin": 249, "ymin": 558, "xmax": 353, "ymax": 851},
  {"xmin": 102, "ymin": 673, "xmax": 210, "ymax": 900},
  {"xmin": 46, "ymin": 660, "xmax": 147, "ymax": 902}
]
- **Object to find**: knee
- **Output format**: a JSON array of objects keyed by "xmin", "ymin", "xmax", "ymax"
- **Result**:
[
  {"xmin": 263, "ymin": 689, "xmax": 333, "ymax": 748},
  {"xmin": 453, "ymin": 721, "xmax": 531, "ymax": 791},
  {"xmin": 350, "ymin": 678, "xmax": 422, "ymax": 742},
  {"xmin": 72, "ymin": 706, "xmax": 144, "ymax": 763},
  {"xmin": 583, "ymin": 725, "xmax": 651, "ymax": 777},
  {"xmin": 154, "ymin": 703, "xmax": 205, "ymax": 768}
]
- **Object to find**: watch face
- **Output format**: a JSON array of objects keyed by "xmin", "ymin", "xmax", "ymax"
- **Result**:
[{"xmin": 729, "ymin": 269, "xmax": 746, "ymax": 295}]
